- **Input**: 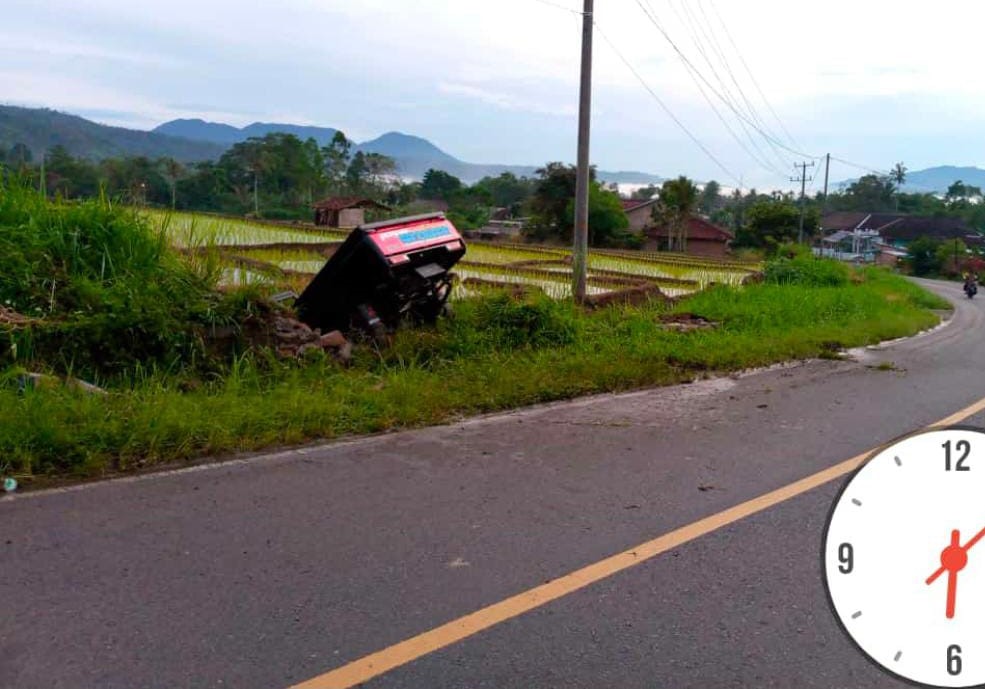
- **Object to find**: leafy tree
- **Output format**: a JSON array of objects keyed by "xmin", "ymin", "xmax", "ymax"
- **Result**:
[
  {"xmin": 43, "ymin": 145, "xmax": 100, "ymax": 199},
  {"xmin": 159, "ymin": 157, "xmax": 185, "ymax": 209},
  {"xmin": 345, "ymin": 151, "xmax": 368, "ymax": 195},
  {"xmin": 654, "ymin": 176, "xmax": 699, "ymax": 251},
  {"xmin": 473, "ymin": 172, "xmax": 536, "ymax": 211},
  {"xmin": 6, "ymin": 142, "xmax": 32, "ymax": 168},
  {"xmin": 321, "ymin": 131, "xmax": 352, "ymax": 194},
  {"xmin": 837, "ymin": 174, "xmax": 896, "ymax": 212},
  {"xmin": 563, "ymin": 182, "xmax": 632, "ymax": 247},
  {"xmin": 907, "ymin": 236, "xmax": 942, "ymax": 276},
  {"xmin": 936, "ymin": 239, "xmax": 968, "ymax": 276},
  {"xmin": 527, "ymin": 162, "xmax": 595, "ymax": 240},
  {"xmin": 698, "ymin": 180, "xmax": 722, "ymax": 215},
  {"xmin": 736, "ymin": 199, "xmax": 818, "ymax": 249},
  {"xmin": 420, "ymin": 169, "xmax": 463, "ymax": 200},
  {"xmin": 945, "ymin": 180, "xmax": 983, "ymax": 205},
  {"xmin": 363, "ymin": 153, "xmax": 396, "ymax": 192}
]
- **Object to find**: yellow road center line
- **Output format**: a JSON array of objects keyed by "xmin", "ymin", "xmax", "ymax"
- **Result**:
[{"xmin": 290, "ymin": 394, "xmax": 985, "ymax": 689}]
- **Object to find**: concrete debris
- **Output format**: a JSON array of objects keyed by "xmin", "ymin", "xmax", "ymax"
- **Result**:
[
  {"xmin": 17, "ymin": 372, "xmax": 108, "ymax": 395},
  {"xmin": 273, "ymin": 316, "xmax": 351, "ymax": 364},
  {"xmin": 0, "ymin": 305, "xmax": 33, "ymax": 327},
  {"xmin": 659, "ymin": 313, "xmax": 718, "ymax": 332}
]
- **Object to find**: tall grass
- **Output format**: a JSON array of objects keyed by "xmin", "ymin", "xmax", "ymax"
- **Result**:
[
  {"xmin": 0, "ymin": 182, "xmax": 263, "ymax": 379},
  {"xmin": 0, "ymin": 267, "xmax": 945, "ymax": 481}
]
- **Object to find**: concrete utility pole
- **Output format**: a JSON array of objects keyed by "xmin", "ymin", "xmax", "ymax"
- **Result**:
[
  {"xmin": 792, "ymin": 161, "xmax": 815, "ymax": 243},
  {"xmin": 572, "ymin": 0, "xmax": 594, "ymax": 303},
  {"xmin": 822, "ymin": 153, "xmax": 830, "ymax": 213}
]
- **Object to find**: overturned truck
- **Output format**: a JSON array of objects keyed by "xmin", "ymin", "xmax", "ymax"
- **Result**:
[{"xmin": 295, "ymin": 213, "xmax": 466, "ymax": 340}]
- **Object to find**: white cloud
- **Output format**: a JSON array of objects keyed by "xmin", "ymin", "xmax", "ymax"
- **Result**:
[
  {"xmin": 438, "ymin": 82, "xmax": 576, "ymax": 118},
  {"xmin": 4, "ymin": 0, "xmax": 985, "ymax": 186}
]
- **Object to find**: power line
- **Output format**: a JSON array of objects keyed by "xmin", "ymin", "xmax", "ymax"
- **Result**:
[
  {"xmin": 634, "ymin": 0, "xmax": 788, "ymax": 179},
  {"xmin": 593, "ymin": 21, "xmax": 744, "ymax": 188},
  {"xmin": 690, "ymin": 0, "xmax": 795, "ymax": 172},
  {"xmin": 663, "ymin": 0, "xmax": 792, "ymax": 177},
  {"xmin": 829, "ymin": 156, "xmax": 889, "ymax": 177},
  {"xmin": 633, "ymin": 0, "xmax": 817, "ymax": 161},
  {"xmin": 704, "ymin": 0, "xmax": 802, "ymax": 151},
  {"xmin": 529, "ymin": 0, "xmax": 583, "ymax": 15}
]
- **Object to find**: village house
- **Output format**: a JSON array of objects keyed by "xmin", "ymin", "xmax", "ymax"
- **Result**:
[
  {"xmin": 312, "ymin": 197, "xmax": 389, "ymax": 227},
  {"xmin": 644, "ymin": 216, "xmax": 734, "ymax": 257},
  {"xmin": 621, "ymin": 198, "xmax": 659, "ymax": 233},
  {"xmin": 620, "ymin": 198, "xmax": 733, "ymax": 257},
  {"xmin": 817, "ymin": 212, "xmax": 983, "ymax": 265}
]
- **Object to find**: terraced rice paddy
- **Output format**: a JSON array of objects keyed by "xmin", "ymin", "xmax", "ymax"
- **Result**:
[
  {"xmin": 149, "ymin": 210, "xmax": 347, "ymax": 247},
  {"xmin": 150, "ymin": 212, "xmax": 761, "ymax": 301}
]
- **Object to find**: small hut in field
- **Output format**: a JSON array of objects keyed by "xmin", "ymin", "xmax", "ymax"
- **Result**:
[{"xmin": 312, "ymin": 197, "xmax": 389, "ymax": 228}]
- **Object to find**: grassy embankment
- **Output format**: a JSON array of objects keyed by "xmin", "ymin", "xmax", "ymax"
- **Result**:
[{"xmin": 0, "ymin": 186, "xmax": 950, "ymax": 482}]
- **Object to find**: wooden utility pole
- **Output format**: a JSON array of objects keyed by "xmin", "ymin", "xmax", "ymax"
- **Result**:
[
  {"xmin": 792, "ymin": 161, "xmax": 815, "ymax": 243},
  {"xmin": 572, "ymin": 0, "xmax": 594, "ymax": 303}
]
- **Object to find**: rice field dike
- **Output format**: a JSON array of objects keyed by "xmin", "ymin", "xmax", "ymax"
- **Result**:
[{"xmin": 0, "ymin": 186, "xmax": 950, "ymax": 483}]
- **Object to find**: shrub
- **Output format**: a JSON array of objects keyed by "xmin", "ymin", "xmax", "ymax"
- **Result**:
[{"xmin": 764, "ymin": 255, "xmax": 850, "ymax": 287}]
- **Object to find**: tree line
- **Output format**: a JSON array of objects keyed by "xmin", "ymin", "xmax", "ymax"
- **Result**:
[{"xmin": 3, "ymin": 137, "xmax": 982, "ymax": 253}]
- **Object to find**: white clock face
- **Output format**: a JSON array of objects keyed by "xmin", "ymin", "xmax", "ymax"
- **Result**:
[{"xmin": 824, "ymin": 427, "xmax": 985, "ymax": 688}]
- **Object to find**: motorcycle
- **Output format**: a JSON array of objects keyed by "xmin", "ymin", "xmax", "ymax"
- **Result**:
[{"xmin": 965, "ymin": 281, "xmax": 978, "ymax": 299}]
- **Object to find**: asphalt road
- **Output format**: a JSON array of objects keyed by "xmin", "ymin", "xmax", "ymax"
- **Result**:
[{"xmin": 3, "ymin": 278, "xmax": 984, "ymax": 689}]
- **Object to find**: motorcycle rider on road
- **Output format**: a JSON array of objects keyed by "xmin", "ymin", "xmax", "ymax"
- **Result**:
[{"xmin": 964, "ymin": 272, "xmax": 978, "ymax": 297}]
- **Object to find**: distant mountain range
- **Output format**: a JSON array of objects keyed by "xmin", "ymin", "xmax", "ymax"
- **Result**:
[
  {"xmin": 899, "ymin": 166, "xmax": 985, "ymax": 194},
  {"xmin": 838, "ymin": 166, "xmax": 985, "ymax": 195},
  {"xmin": 153, "ymin": 117, "xmax": 664, "ymax": 184},
  {"xmin": 0, "ymin": 105, "xmax": 663, "ymax": 184},
  {"xmin": 0, "ymin": 106, "xmax": 224, "ymax": 162},
  {"xmin": 11, "ymin": 105, "xmax": 983, "ymax": 192}
]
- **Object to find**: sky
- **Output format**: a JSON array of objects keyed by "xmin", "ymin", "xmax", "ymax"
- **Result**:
[{"xmin": 4, "ymin": 0, "xmax": 985, "ymax": 189}]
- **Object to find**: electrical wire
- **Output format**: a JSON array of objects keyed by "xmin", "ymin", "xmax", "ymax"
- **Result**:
[
  {"xmin": 594, "ymin": 21, "xmax": 744, "ymax": 189},
  {"xmin": 630, "ymin": 0, "xmax": 789, "ymax": 180},
  {"xmin": 531, "ymin": 0, "xmax": 885, "ymax": 190},
  {"xmin": 529, "ymin": 0, "xmax": 583, "ymax": 15},
  {"xmin": 662, "ymin": 0, "xmax": 791, "ymax": 177},
  {"xmin": 633, "ymin": 0, "xmax": 818, "ymax": 161},
  {"xmin": 690, "ymin": 0, "xmax": 795, "ymax": 172}
]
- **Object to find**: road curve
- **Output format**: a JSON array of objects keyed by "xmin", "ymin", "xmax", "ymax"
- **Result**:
[{"xmin": 2, "ymin": 278, "xmax": 984, "ymax": 689}]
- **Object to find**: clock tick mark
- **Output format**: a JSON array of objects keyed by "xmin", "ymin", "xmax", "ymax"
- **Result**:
[
  {"xmin": 894, "ymin": 455, "xmax": 902, "ymax": 466},
  {"xmin": 851, "ymin": 610, "xmax": 862, "ymax": 619},
  {"xmin": 851, "ymin": 498, "xmax": 862, "ymax": 506},
  {"xmin": 894, "ymin": 651, "xmax": 902, "ymax": 662}
]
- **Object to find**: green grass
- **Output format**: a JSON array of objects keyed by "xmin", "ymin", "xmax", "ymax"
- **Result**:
[{"xmin": 0, "ymin": 267, "xmax": 947, "ymax": 482}]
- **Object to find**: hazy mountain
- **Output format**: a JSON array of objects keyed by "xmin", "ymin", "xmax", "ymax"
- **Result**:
[
  {"xmin": 2, "ymin": 105, "xmax": 665, "ymax": 184},
  {"xmin": 154, "ymin": 119, "xmax": 340, "ymax": 147},
  {"xmin": 154, "ymin": 119, "xmax": 664, "ymax": 184},
  {"xmin": 152, "ymin": 118, "xmax": 246, "ymax": 146},
  {"xmin": 838, "ymin": 166, "xmax": 985, "ymax": 194},
  {"xmin": 902, "ymin": 166, "xmax": 985, "ymax": 194},
  {"xmin": 0, "ymin": 106, "xmax": 223, "ymax": 162}
]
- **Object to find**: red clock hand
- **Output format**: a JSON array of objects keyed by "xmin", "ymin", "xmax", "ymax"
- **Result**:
[
  {"xmin": 927, "ymin": 525, "xmax": 985, "ymax": 584},
  {"xmin": 946, "ymin": 569, "xmax": 959, "ymax": 619},
  {"xmin": 927, "ymin": 530, "xmax": 968, "ymax": 619}
]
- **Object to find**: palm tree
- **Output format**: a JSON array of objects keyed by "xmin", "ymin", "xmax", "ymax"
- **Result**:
[
  {"xmin": 654, "ymin": 176, "xmax": 699, "ymax": 252},
  {"xmin": 890, "ymin": 162, "xmax": 907, "ymax": 212},
  {"xmin": 159, "ymin": 157, "xmax": 184, "ymax": 209}
]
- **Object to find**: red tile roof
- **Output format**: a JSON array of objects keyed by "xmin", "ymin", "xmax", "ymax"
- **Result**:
[
  {"xmin": 646, "ymin": 216, "xmax": 733, "ymax": 241},
  {"xmin": 621, "ymin": 198, "xmax": 657, "ymax": 212},
  {"xmin": 311, "ymin": 196, "xmax": 389, "ymax": 211}
]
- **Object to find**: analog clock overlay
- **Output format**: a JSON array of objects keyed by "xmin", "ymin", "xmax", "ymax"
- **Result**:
[{"xmin": 824, "ymin": 427, "xmax": 985, "ymax": 688}]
